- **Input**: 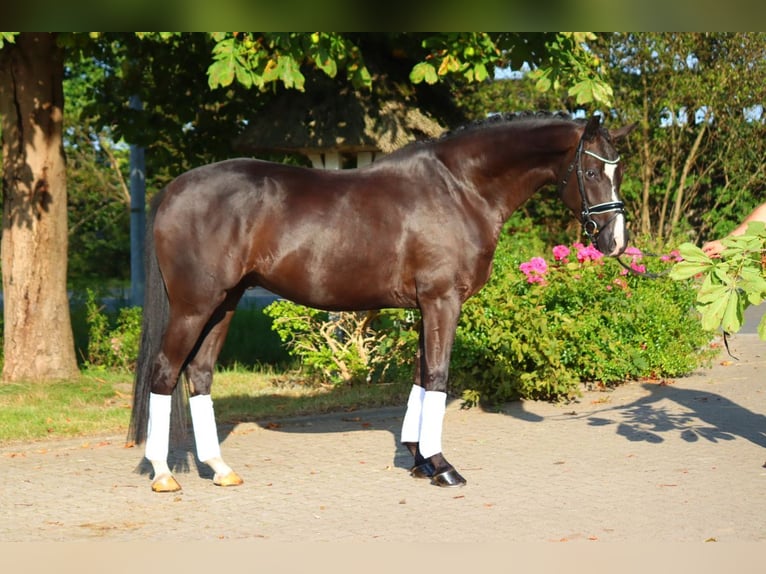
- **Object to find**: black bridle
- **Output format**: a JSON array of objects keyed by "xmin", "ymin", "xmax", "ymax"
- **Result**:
[
  {"xmin": 561, "ymin": 134, "xmax": 674, "ymax": 281},
  {"xmin": 560, "ymin": 136, "xmax": 625, "ymax": 245}
]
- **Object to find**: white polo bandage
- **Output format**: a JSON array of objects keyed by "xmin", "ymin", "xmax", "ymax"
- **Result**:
[
  {"xmin": 145, "ymin": 392, "xmax": 172, "ymax": 462},
  {"xmin": 189, "ymin": 394, "xmax": 222, "ymax": 463},
  {"xmin": 418, "ymin": 391, "xmax": 447, "ymax": 458},
  {"xmin": 400, "ymin": 384, "xmax": 426, "ymax": 443}
]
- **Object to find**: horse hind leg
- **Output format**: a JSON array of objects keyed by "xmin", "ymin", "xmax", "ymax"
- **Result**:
[
  {"xmin": 145, "ymin": 306, "xmax": 222, "ymax": 492},
  {"xmin": 145, "ymin": 390, "xmax": 181, "ymax": 492},
  {"xmin": 185, "ymin": 298, "xmax": 243, "ymax": 487}
]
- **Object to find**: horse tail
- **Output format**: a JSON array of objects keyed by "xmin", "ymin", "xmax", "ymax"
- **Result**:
[{"xmin": 128, "ymin": 188, "xmax": 187, "ymax": 446}]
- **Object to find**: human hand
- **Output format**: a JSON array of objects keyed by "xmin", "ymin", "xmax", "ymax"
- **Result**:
[{"xmin": 701, "ymin": 239, "xmax": 725, "ymax": 258}]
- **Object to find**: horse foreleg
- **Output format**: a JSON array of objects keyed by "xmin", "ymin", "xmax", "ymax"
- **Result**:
[
  {"xmin": 401, "ymin": 383, "xmax": 435, "ymax": 477},
  {"xmin": 408, "ymin": 296, "xmax": 467, "ymax": 487}
]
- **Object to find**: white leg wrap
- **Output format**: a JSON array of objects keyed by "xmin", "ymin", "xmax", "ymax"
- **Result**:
[
  {"xmin": 400, "ymin": 384, "xmax": 426, "ymax": 443},
  {"xmin": 189, "ymin": 394, "xmax": 222, "ymax": 463},
  {"xmin": 145, "ymin": 393, "xmax": 172, "ymax": 463},
  {"xmin": 419, "ymin": 391, "xmax": 447, "ymax": 458}
]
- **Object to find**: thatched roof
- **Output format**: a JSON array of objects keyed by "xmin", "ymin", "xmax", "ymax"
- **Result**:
[{"xmin": 233, "ymin": 73, "xmax": 446, "ymax": 158}]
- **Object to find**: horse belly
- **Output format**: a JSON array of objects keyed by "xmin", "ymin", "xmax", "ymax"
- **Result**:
[{"xmin": 256, "ymin": 247, "xmax": 415, "ymax": 312}]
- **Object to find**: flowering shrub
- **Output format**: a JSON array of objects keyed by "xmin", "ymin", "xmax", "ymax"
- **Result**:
[{"xmin": 450, "ymin": 231, "xmax": 715, "ymax": 404}]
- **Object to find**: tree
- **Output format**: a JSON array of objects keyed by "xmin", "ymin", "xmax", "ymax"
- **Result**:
[
  {"xmin": 591, "ymin": 33, "xmax": 766, "ymax": 243},
  {"xmin": 0, "ymin": 33, "xmax": 79, "ymax": 380},
  {"xmin": 0, "ymin": 32, "xmax": 611, "ymax": 382}
]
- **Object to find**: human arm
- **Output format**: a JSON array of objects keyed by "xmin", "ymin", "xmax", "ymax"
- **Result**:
[{"xmin": 702, "ymin": 201, "xmax": 766, "ymax": 257}]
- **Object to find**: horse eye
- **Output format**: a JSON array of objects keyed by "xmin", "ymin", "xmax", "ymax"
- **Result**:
[{"xmin": 585, "ymin": 169, "xmax": 597, "ymax": 179}]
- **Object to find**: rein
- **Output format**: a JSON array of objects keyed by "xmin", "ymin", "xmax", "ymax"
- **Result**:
[{"xmin": 615, "ymin": 254, "xmax": 671, "ymax": 279}]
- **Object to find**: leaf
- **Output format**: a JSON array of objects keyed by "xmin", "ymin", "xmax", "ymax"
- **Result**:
[
  {"xmin": 278, "ymin": 55, "xmax": 305, "ymax": 90},
  {"xmin": 568, "ymin": 79, "xmax": 596, "ymax": 104},
  {"xmin": 410, "ymin": 62, "xmax": 438, "ymax": 84},
  {"xmin": 758, "ymin": 313, "xmax": 766, "ymax": 341},
  {"xmin": 720, "ymin": 290, "xmax": 745, "ymax": 334},
  {"xmin": 677, "ymin": 242, "xmax": 711, "ymax": 263},
  {"xmin": 234, "ymin": 64, "xmax": 252, "ymax": 89},
  {"xmin": 668, "ymin": 259, "xmax": 712, "ymax": 280},
  {"xmin": 534, "ymin": 74, "xmax": 552, "ymax": 93},
  {"xmin": 473, "ymin": 62, "xmax": 489, "ymax": 82},
  {"xmin": 207, "ymin": 59, "xmax": 235, "ymax": 89},
  {"xmin": 437, "ymin": 54, "xmax": 461, "ymax": 76},
  {"xmin": 699, "ymin": 290, "xmax": 730, "ymax": 331},
  {"xmin": 207, "ymin": 39, "xmax": 237, "ymax": 89},
  {"xmin": 696, "ymin": 279, "xmax": 727, "ymax": 304},
  {"xmin": 314, "ymin": 54, "xmax": 338, "ymax": 78}
]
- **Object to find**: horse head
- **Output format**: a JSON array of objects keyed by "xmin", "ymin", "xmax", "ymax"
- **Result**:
[{"xmin": 559, "ymin": 114, "xmax": 636, "ymax": 257}]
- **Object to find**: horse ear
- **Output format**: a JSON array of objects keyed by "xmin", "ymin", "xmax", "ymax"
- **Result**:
[
  {"xmin": 609, "ymin": 123, "xmax": 637, "ymax": 142},
  {"xmin": 582, "ymin": 114, "xmax": 602, "ymax": 141}
]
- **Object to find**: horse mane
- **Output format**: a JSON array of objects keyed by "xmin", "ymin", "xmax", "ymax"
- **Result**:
[
  {"xmin": 378, "ymin": 110, "xmax": 584, "ymax": 162},
  {"xmin": 441, "ymin": 110, "xmax": 576, "ymax": 140}
]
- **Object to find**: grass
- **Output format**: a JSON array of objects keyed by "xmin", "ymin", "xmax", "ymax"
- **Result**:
[{"xmin": 0, "ymin": 367, "xmax": 411, "ymax": 446}]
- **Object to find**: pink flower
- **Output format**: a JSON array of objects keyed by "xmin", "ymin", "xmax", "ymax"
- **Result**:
[
  {"xmin": 660, "ymin": 250, "xmax": 682, "ymax": 263},
  {"xmin": 613, "ymin": 277, "xmax": 628, "ymax": 290},
  {"xmin": 619, "ymin": 262, "xmax": 647, "ymax": 275},
  {"xmin": 575, "ymin": 244, "xmax": 604, "ymax": 263},
  {"xmin": 519, "ymin": 257, "xmax": 548, "ymax": 284},
  {"xmin": 552, "ymin": 245, "xmax": 570, "ymax": 261}
]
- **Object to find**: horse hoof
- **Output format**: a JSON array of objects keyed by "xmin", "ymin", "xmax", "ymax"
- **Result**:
[
  {"xmin": 214, "ymin": 471, "xmax": 244, "ymax": 487},
  {"xmin": 410, "ymin": 461, "xmax": 436, "ymax": 479},
  {"xmin": 151, "ymin": 474, "xmax": 182, "ymax": 492},
  {"xmin": 430, "ymin": 467, "xmax": 467, "ymax": 488}
]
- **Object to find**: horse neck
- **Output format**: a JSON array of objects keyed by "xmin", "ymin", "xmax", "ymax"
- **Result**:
[{"xmin": 438, "ymin": 122, "xmax": 580, "ymax": 222}]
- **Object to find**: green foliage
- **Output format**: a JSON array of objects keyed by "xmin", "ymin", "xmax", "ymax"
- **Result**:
[
  {"xmin": 670, "ymin": 222, "xmax": 766, "ymax": 339},
  {"xmin": 264, "ymin": 300, "xmax": 417, "ymax": 386},
  {"xmin": 449, "ymin": 230, "xmax": 715, "ymax": 405},
  {"xmin": 77, "ymin": 292, "xmax": 290, "ymax": 372},
  {"xmin": 207, "ymin": 32, "xmax": 371, "ymax": 92},
  {"xmin": 83, "ymin": 289, "xmax": 142, "ymax": 372},
  {"xmin": 526, "ymin": 32, "xmax": 614, "ymax": 106},
  {"xmin": 216, "ymin": 304, "xmax": 291, "ymax": 369},
  {"xmin": 0, "ymin": 33, "xmax": 18, "ymax": 48}
]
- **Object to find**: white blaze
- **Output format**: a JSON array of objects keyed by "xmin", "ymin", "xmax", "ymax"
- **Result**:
[{"xmin": 603, "ymin": 162, "xmax": 626, "ymax": 255}]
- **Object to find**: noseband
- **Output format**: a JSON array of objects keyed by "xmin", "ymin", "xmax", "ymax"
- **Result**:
[{"xmin": 560, "ymin": 136, "xmax": 625, "ymax": 244}]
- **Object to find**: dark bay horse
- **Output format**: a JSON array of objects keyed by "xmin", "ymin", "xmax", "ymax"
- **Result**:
[{"xmin": 130, "ymin": 111, "xmax": 635, "ymax": 492}]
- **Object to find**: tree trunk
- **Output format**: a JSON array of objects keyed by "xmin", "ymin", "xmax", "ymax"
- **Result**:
[
  {"xmin": 639, "ymin": 74, "xmax": 653, "ymax": 236},
  {"xmin": 669, "ymin": 121, "xmax": 707, "ymax": 234},
  {"xmin": 0, "ymin": 33, "xmax": 78, "ymax": 381}
]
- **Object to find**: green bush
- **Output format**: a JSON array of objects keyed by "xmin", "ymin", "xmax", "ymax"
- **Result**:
[
  {"xmin": 263, "ymin": 300, "xmax": 418, "ymax": 385},
  {"xmin": 217, "ymin": 303, "xmax": 291, "ymax": 368},
  {"xmin": 450, "ymin": 232, "xmax": 717, "ymax": 405},
  {"xmin": 83, "ymin": 288, "xmax": 142, "ymax": 372},
  {"xmin": 79, "ymin": 291, "xmax": 290, "ymax": 372}
]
